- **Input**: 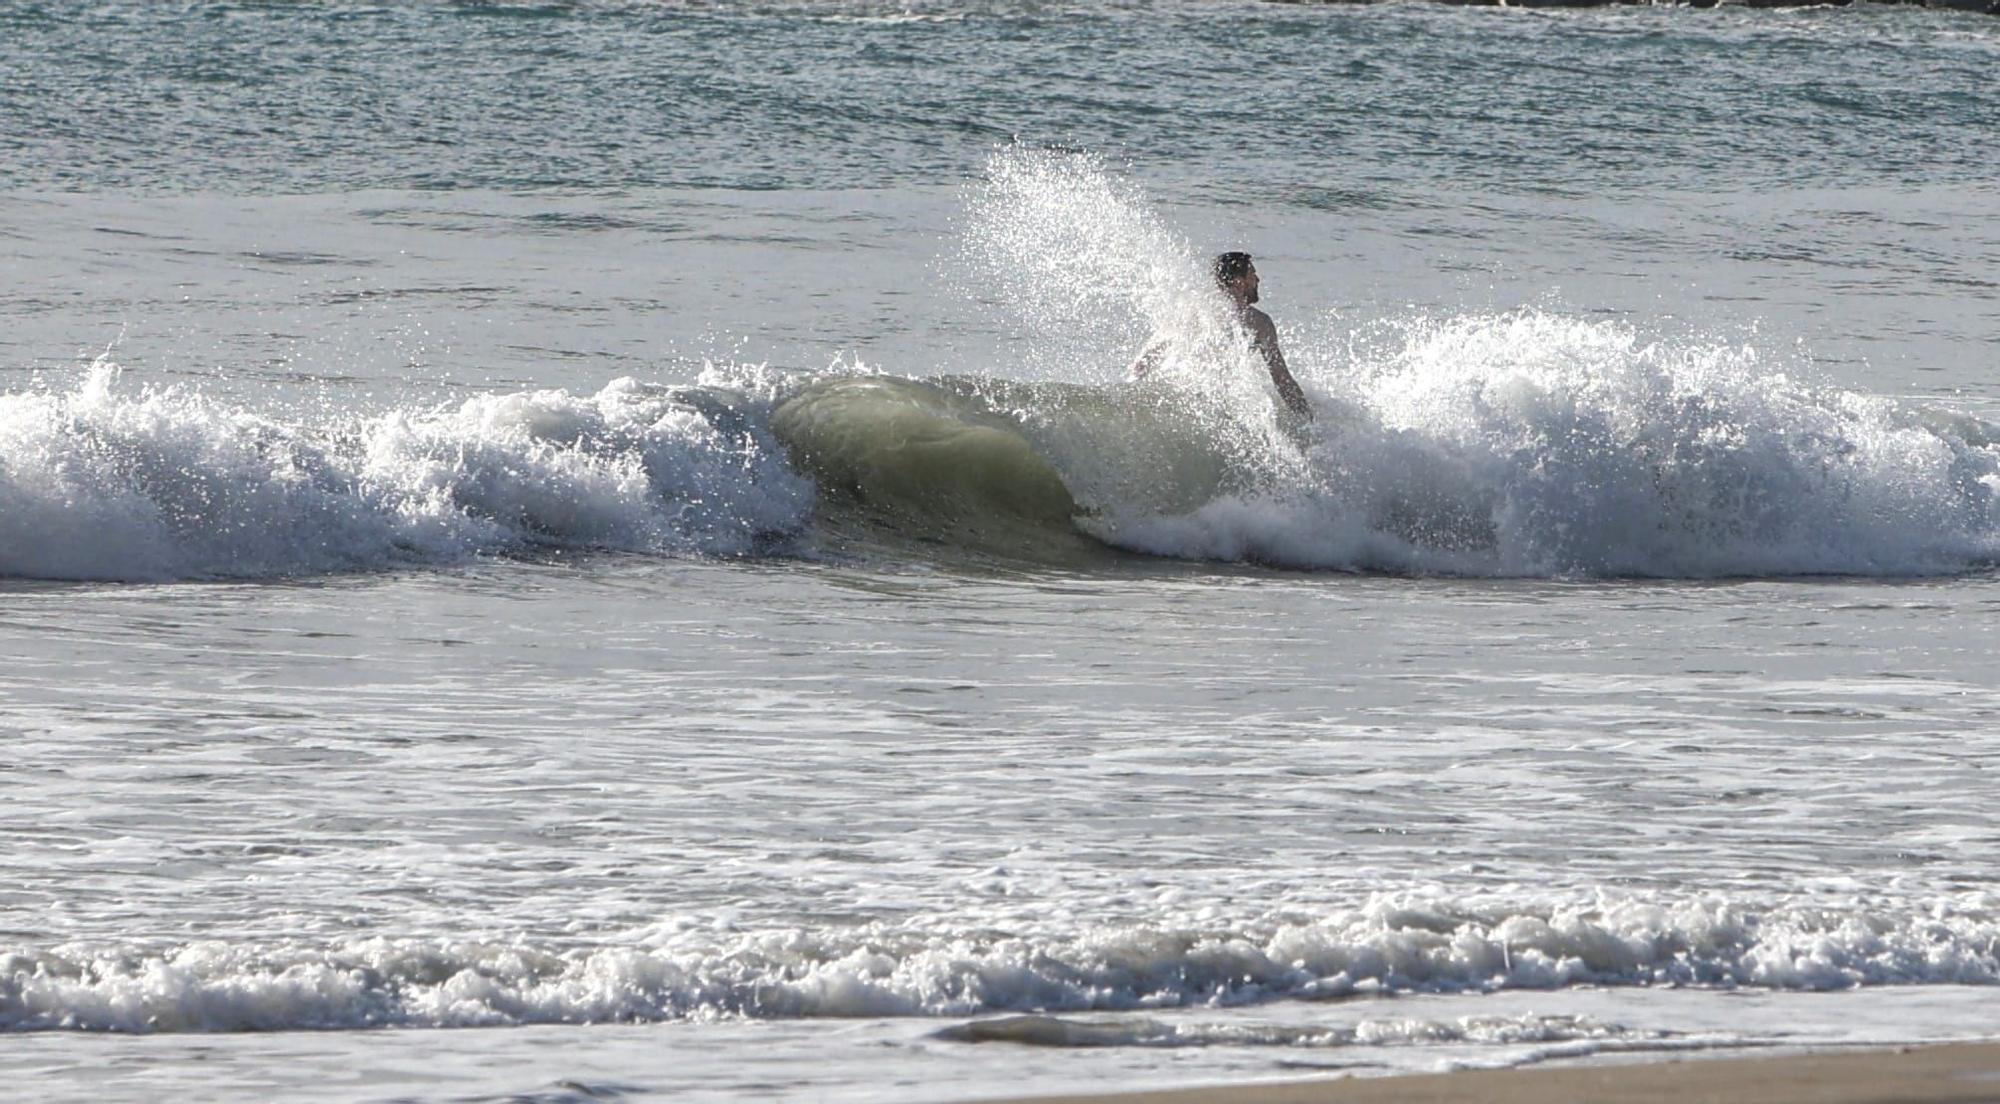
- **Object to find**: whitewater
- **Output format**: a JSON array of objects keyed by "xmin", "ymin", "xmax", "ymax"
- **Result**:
[
  {"xmin": 9, "ymin": 293, "xmax": 1998, "ymax": 580},
  {"xmin": 5, "ymin": 2, "xmax": 2000, "ymax": 1101}
]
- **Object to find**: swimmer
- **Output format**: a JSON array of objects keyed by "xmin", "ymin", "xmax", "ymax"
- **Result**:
[{"xmin": 1130, "ymin": 251, "xmax": 1311, "ymax": 420}]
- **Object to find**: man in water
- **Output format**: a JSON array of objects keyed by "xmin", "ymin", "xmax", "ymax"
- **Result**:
[{"xmin": 1130, "ymin": 251, "xmax": 1312, "ymax": 420}]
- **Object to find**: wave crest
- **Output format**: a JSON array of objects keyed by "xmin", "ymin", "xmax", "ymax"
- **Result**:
[
  {"xmin": 7, "ymin": 893, "xmax": 1996, "ymax": 1033},
  {"xmin": 0, "ymin": 364, "xmax": 812, "ymax": 581},
  {"xmin": 1102, "ymin": 311, "xmax": 2000, "ymax": 577}
]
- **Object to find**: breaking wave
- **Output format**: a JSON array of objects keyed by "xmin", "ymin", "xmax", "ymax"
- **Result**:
[
  {"xmin": 5, "ymin": 151, "xmax": 1996, "ymax": 582},
  {"xmin": 946, "ymin": 148, "xmax": 2000, "ymax": 578},
  {"xmin": 0, "ymin": 362, "xmax": 812, "ymax": 582},
  {"xmin": 5, "ymin": 321, "xmax": 1998, "ymax": 583},
  {"xmin": 766, "ymin": 320, "xmax": 2000, "ymax": 578},
  {"xmin": 1103, "ymin": 309, "xmax": 2000, "ymax": 578},
  {"xmin": 6, "ymin": 893, "xmax": 1998, "ymax": 1033}
]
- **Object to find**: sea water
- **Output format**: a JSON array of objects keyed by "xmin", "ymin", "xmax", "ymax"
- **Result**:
[{"xmin": 3, "ymin": 2, "xmax": 1999, "ymax": 1101}]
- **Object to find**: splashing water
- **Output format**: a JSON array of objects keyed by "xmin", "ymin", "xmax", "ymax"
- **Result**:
[
  {"xmin": 960, "ymin": 150, "xmax": 2000, "ymax": 578},
  {"xmin": 0, "ymin": 360, "xmax": 813, "ymax": 582},
  {"xmin": 1107, "ymin": 311, "xmax": 2000, "ymax": 577},
  {"xmin": 961, "ymin": 149, "xmax": 1316, "ymax": 498},
  {"xmin": 8, "ymin": 891, "xmax": 1999, "ymax": 1033},
  {"xmin": 7, "ymin": 155, "xmax": 1996, "ymax": 582}
]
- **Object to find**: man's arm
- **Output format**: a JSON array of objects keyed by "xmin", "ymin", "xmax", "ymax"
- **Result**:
[
  {"xmin": 1128, "ymin": 338, "xmax": 1167, "ymax": 380},
  {"xmin": 1248, "ymin": 312, "xmax": 1311, "ymax": 419}
]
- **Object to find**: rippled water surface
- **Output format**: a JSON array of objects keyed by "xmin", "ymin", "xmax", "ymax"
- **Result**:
[{"xmin": 4, "ymin": 2, "xmax": 1999, "ymax": 1101}]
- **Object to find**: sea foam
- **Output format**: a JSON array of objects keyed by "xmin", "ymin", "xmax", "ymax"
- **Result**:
[
  {"xmin": 11, "ymin": 153, "xmax": 1998, "ymax": 582},
  {"xmin": 963, "ymin": 152, "xmax": 2000, "ymax": 577},
  {"xmin": 1097, "ymin": 311, "xmax": 2000, "ymax": 577},
  {"xmin": 0, "ymin": 362, "xmax": 812, "ymax": 581},
  {"xmin": 5, "ymin": 893, "xmax": 1996, "ymax": 1033}
]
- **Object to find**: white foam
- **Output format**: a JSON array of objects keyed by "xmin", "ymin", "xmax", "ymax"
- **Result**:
[
  {"xmin": 0, "ymin": 362, "xmax": 813, "ymax": 581},
  {"xmin": 1100, "ymin": 311, "xmax": 2000, "ymax": 577},
  {"xmin": 964, "ymin": 149, "xmax": 1310, "ymax": 488},
  {"xmin": 962, "ymin": 151, "xmax": 2000, "ymax": 578},
  {"xmin": 6, "ymin": 893, "xmax": 1997, "ymax": 1033}
]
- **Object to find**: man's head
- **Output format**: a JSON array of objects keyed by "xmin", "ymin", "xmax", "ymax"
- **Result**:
[{"xmin": 1212, "ymin": 251, "xmax": 1259, "ymax": 305}]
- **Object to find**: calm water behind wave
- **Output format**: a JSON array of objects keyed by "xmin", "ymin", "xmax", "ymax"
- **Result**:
[{"xmin": 6, "ymin": 2, "xmax": 1994, "ymax": 195}]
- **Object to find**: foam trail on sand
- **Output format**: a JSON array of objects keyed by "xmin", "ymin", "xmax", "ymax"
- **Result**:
[{"xmin": 936, "ymin": 1012, "xmax": 1756, "ymax": 1057}]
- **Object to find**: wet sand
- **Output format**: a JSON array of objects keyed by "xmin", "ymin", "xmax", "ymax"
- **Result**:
[{"xmin": 984, "ymin": 1042, "xmax": 2000, "ymax": 1104}]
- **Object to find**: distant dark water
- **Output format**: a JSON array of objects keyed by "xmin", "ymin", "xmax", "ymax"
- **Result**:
[{"xmin": 6, "ymin": 2, "xmax": 1994, "ymax": 194}]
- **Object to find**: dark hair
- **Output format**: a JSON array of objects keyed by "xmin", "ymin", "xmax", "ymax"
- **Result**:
[{"xmin": 1211, "ymin": 251, "xmax": 1254, "ymax": 286}]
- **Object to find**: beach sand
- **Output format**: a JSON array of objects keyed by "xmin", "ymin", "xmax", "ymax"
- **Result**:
[{"xmin": 987, "ymin": 1042, "xmax": 2000, "ymax": 1104}]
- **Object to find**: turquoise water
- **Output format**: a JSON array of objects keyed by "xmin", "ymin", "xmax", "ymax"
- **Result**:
[{"xmin": 4, "ymin": 3, "xmax": 2000, "ymax": 1102}]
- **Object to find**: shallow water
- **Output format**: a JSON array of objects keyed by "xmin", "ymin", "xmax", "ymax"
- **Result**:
[{"xmin": 4, "ymin": 1, "xmax": 2000, "ymax": 1100}]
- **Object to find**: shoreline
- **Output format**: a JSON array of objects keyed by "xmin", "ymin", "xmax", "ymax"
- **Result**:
[{"xmin": 978, "ymin": 1041, "xmax": 2000, "ymax": 1104}]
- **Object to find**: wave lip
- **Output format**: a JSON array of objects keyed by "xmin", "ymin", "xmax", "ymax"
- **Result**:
[
  {"xmin": 771, "ymin": 374, "xmax": 1081, "ymax": 531},
  {"xmin": 6, "ymin": 895, "xmax": 1997, "ymax": 1034},
  {"xmin": 0, "ymin": 365, "xmax": 812, "ymax": 582}
]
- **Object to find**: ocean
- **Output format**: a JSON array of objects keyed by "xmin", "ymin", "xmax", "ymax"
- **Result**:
[{"xmin": 3, "ymin": 2, "xmax": 1998, "ymax": 1101}]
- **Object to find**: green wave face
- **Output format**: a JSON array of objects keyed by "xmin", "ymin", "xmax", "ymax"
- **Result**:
[
  {"xmin": 769, "ymin": 374, "xmax": 1253, "ymax": 568},
  {"xmin": 770, "ymin": 375, "xmax": 1090, "ymax": 564}
]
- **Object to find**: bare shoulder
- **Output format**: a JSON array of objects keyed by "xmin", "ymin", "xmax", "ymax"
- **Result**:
[{"xmin": 1244, "ymin": 307, "xmax": 1278, "ymax": 339}]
